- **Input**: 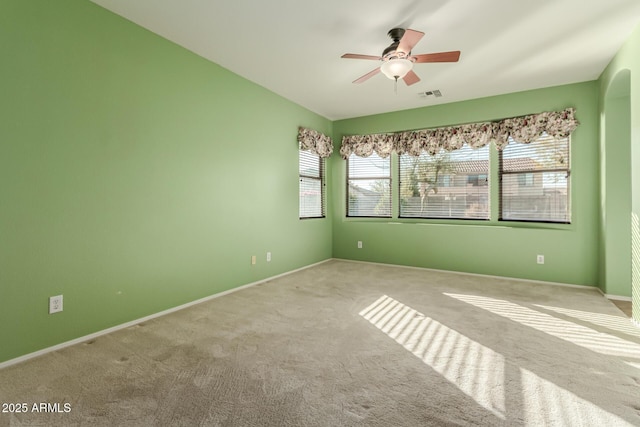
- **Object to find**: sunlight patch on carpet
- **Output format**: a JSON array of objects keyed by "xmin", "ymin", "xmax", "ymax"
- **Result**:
[
  {"xmin": 519, "ymin": 367, "xmax": 631, "ymax": 426},
  {"xmin": 360, "ymin": 294, "xmax": 636, "ymax": 426},
  {"xmin": 359, "ymin": 295, "xmax": 506, "ymax": 419},
  {"xmin": 445, "ymin": 293, "xmax": 640, "ymax": 363},
  {"xmin": 533, "ymin": 304, "xmax": 640, "ymax": 338}
]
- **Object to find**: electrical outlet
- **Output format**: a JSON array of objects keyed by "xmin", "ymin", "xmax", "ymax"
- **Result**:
[
  {"xmin": 251, "ymin": 255, "xmax": 256, "ymax": 265},
  {"xmin": 49, "ymin": 295, "xmax": 63, "ymax": 314},
  {"xmin": 357, "ymin": 241, "xmax": 363, "ymax": 249},
  {"xmin": 537, "ymin": 255, "xmax": 545, "ymax": 264},
  {"xmin": 266, "ymin": 252, "xmax": 271, "ymax": 262}
]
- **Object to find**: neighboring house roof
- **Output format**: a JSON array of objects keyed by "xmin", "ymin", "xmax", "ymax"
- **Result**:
[
  {"xmin": 501, "ymin": 157, "xmax": 542, "ymax": 172},
  {"xmin": 451, "ymin": 158, "xmax": 541, "ymax": 174},
  {"xmin": 348, "ymin": 183, "xmax": 379, "ymax": 197},
  {"xmin": 452, "ymin": 160, "xmax": 488, "ymax": 174}
]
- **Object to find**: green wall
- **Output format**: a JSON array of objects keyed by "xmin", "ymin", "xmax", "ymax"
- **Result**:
[
  {"xmin": 331, "ymin": 82, "xmax": 600, "ymax": 287},
  {"xmin": 600, "ymin": 79, "xmax": 631, "ymax": 297},
  {"xmin": 0, "ymin": 0, "xmax": 332, "ymax": 364},
  {"xmin": 599, "ymin": 22, "xmax": 640, "ymax": 322}
]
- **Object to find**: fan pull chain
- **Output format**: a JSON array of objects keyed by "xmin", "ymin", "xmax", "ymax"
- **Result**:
[{"xmin": 394, "ymin": 76, "xmax": 398, "ymax": 95}]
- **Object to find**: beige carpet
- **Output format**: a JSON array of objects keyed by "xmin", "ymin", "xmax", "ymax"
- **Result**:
[
  {"xmin": 612, "ymin": 299, "xmax": 633, "ymax": 317},
  {"xmin": 1, "ymin": 260, "xmax": 639, "ymax": 426}
]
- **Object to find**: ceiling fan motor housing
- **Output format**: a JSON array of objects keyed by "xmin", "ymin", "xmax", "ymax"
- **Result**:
[
  {"xmin": 388, "ymin": 28, "xmax": 406, "ymax": 42},
  {"xmin": 383, "ymin": 28, "xmax": 411, "ymax": 60}
]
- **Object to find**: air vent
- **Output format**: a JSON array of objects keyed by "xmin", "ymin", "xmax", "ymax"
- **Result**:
[{"xmin": 419, "ymin": 89, "xmax": 442, "ymax": 98}]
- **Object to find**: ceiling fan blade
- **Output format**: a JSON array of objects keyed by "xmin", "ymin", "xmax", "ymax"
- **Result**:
[
  {"xmin": 403, "ymin": 70, "xmax": 420, "ymax": 86},
  {"xmin": 341, "ymin": 53, "xmax": 382, "ymax": 61},
  {"xmin": 412, "ymin": 51, "xmax": 461, "ymax": 63},
  {"xmin": 353, "ymin": 67, "xmax": 381, "ymax": 84},
  {"xmin": 397, "ymin": 29, "xmax": 425, "ymax": 55}
]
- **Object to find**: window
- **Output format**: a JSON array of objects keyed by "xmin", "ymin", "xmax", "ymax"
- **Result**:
[
  {"xmin": 347, "ymin": 153, "xmax": 391, "ymax": 217},
  {"xmin": 340, "ymin": 109, "xmax": 578, "ymax": 223},
  {"xmin": 299, "ymin": 148, "xmax": 325, "ymax": 218},
  {"xmin": 399, "ymin": 144, "xmax": 490, "ymax": 219},
  {"xmin": 499, "ymin": 133, "xmax": 570, "ymax": 223}
]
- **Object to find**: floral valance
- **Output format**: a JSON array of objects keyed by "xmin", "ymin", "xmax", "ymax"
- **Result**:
[
  {"xmin": 298, "ymin": 127, "xmax": 333, "ymax": 158},
  {"xmin": 339, "ymin": 108, "xmax": 579, "ymax": 159}
]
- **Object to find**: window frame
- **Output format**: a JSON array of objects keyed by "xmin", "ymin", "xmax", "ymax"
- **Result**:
[
  {"xmin": 498, "ymin": 134, "xmax": 571, "ymax": 224},
  {"xmin": 299, "ymin": 148, "xmax": 326, "ymax": 219},
  {"xmin": 346, "ymin": 153, "xmax": 392, "ymax": 218},
  {"xmin": 397, "ymin": 144, "xmax": 491, "ymax": 221}
]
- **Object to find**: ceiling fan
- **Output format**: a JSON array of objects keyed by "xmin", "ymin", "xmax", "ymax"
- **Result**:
[{"xmin": 341, "ymin": 28, "xmax": 460, "ymax": 86}]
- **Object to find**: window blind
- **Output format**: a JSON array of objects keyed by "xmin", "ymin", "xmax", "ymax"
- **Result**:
[
  {"xmin": 499, "ymin": 133, "xmax": 570, "ymax": 223},
  {"xmin": 347, "ymin": 153, "xmax": 391, "ymax": 217},
  {"xmin": 299, "ymin": 149, "xmax": 325, "ymax": 218},
  {"xmin": 399, "ymin": 144, "xmax": 490, "ymax": 219}
]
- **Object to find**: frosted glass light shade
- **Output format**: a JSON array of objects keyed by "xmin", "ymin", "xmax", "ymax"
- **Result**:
[{"xmin": 380, "ymin": 58, "xmax": 413, "ymax": 80}]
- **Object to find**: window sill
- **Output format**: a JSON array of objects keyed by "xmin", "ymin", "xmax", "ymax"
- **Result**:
[{"xmin": 342, "ymin": 216, "xmax": 573, "ymax": 230}]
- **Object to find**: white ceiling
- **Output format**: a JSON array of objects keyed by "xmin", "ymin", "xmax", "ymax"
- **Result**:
[{"xmin": 91, "ymin": 0, "xmax": 640, "ymax": 121}]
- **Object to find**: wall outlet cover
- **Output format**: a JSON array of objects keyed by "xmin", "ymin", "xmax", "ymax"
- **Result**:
[{"xmin": 49, "ymin": 295, "xmax": 63, "ymax": 314}]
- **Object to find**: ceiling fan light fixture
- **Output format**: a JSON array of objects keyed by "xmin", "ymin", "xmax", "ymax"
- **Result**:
[{"xmin": 380, "ymin": 58, "xmax": 413, "ymax": 80}]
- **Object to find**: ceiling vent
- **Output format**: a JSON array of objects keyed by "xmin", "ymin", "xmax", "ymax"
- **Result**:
[{"xmin": 419, "ymin": 89, "xmax": 442, "ymax": 98}]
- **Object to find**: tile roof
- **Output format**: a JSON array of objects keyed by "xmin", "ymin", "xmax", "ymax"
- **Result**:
[{"xmin": 452, "ymin": 158, "xmax": 540, "ymax": 173}]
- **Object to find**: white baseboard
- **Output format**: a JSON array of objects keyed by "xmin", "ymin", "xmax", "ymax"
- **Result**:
[
  {"xmin": 0, "ymin": 258, "xmax": 332, "ymax": 370},
  {"xmin": 604, "ymin": 294, "xmax": 632, "ymax": 301},
  {"xmin": 333, "ymin": 257, "xmax": 602, "ymax": 291},
  {"xmin": 333, "ymin": 258, "xmax": 640, "ymax": 303}
]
